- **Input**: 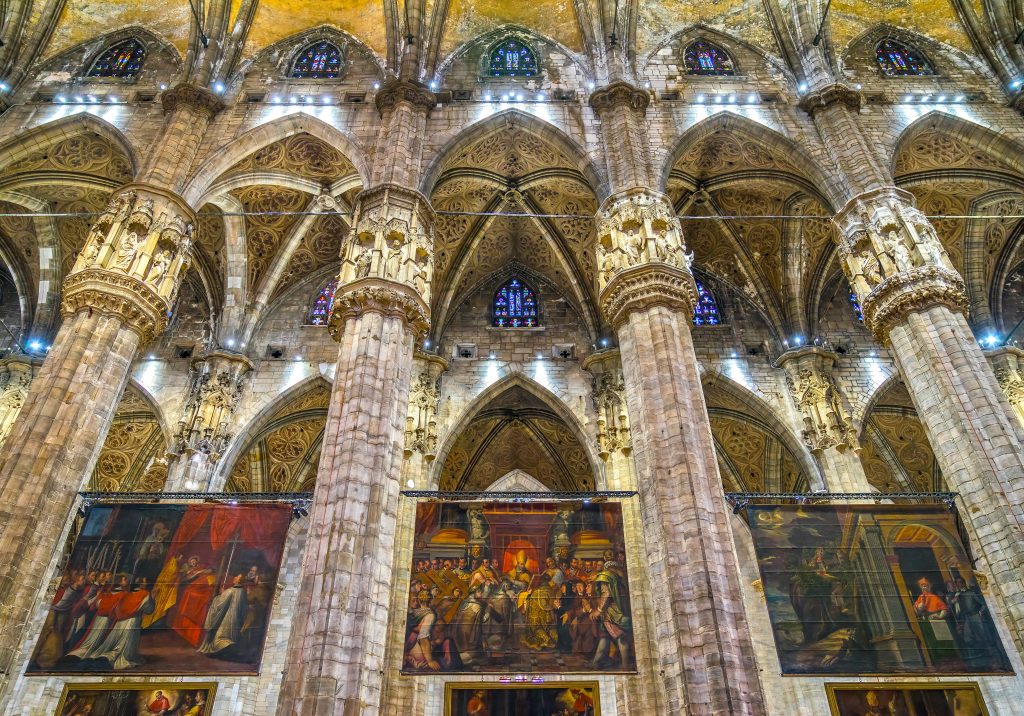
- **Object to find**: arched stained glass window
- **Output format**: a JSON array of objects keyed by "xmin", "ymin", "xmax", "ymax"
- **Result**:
[
  {"xmin": 492, "ymin": 277, "xmax": 538, "ymax": 327},
  {"xmin": 693, "ymin": 282, "xmax": 722, "ymax": 325},
  {"xmin": 87, "ymin": 39, "xmax": 146, "ymax": 79},
  {"xmin": 488, "ymin": 39, "xmax": 539, "ymax": 78},
  {"xmin": 308, "ymin": 279, "xmax": 337, "ymax": 325},
  {"xmin": 875, "ymin": 39, "xmax": 934, "ymax": 77},
  {"xmin": 850, "ymin": 291, "xmax": 864, "ymax": 322},
  {"xmin": 683, "ymin": 40, "xmax": 736, "ymax": 76},
  {"xmin": 291, "ymin": 41, "xmax": 343, "ymax": 79}
]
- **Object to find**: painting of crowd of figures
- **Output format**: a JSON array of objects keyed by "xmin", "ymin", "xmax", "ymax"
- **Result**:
[
  {"xmin": 29, "ymin": 503, "xmax": 292, "ymax": 675},
  {"xmin": 405, "ymin": 501, "xmax": 635, "ymax": 673},
  {"xmin": 746, "ymin": 504, "xmax": 1012, "ymax": 675},
  {"xmin": 445, "ymin": 682, "xmax": 600, "ymax": 716},
  {"xmin": 826, "ymin": 683, "xmax": 989, "ymax": 716},
  {"xmin": 55, "ymin": 683, "xmax": 216, "ymax": 716}
]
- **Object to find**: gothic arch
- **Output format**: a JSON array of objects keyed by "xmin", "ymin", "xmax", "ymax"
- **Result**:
[
  {"xmin": 124, "ymin": 377, "xmax": 175, "ymax": 446},
  {"xmin": 88, "ymin": 382, "xmax": 171, "ymax": 492},
  {"xmin": 0, "ymin": 113, "xmax": 139, "ymax": 178},
  {"xmin": 35, "ymin": 25, "xmax": 183, "ymax": 76},
  {"xmin": 892, "ymin": 111, "xmax": 1024, "ymax": 180},
  {"xmin": 432, "ymin": 25, "xmax": 588, "ymax": 83},
  {"xmin": 840, "ymin": 23, "xmax": 993, "ymax": 79},
  {"xmin": 430, "ymin": 372, "xmax": 603, "ymax": 491},
  {"xmin": 639, "ymin": 24, "xmax": 790, "ymax": 78},
  {"xmin": 232, "ymin": 24, "xmax": 388, "ymax": 81}
]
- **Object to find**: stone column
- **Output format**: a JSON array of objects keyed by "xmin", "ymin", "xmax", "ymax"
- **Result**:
[
  {"xmin": 834, "ymin": 186, "xmax": 1024, "ymax": 654},
  {"xmin": 277, "ymin": 184, "xmax": 433, "ymax": 716},
  {"xmin": 598, "ymin": 190, "xmax": 765, "ymax": 715},
  {"xmin": 0, "ymin": 355, "xmax": 40, "ymax": 448},
  {"xmin": 987, "ymin": 346, "xmax": 1024, "ymax": 429},
  {"xmin": 0, "ymin": 184, "xmax": 198, "ymax": 695},
  {"xmin": 166, "ymin": 350, "xmax": 253, "ymax": 491},
  {"xmin": 777, "ymin": 346, "xmax": 872, "ymax": 492}
]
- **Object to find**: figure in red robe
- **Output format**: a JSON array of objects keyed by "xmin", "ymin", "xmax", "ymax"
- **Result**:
[
  {"xmin": 147, "ymin": 690, "xmax": 171, "ymax": 714},
  {"xmin": 169, "ymin": 555, "xmax": 215, "ymax": 647}
]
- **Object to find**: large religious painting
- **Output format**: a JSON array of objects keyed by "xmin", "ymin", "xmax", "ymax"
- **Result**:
[
  {"xmin": 29, "ymin": 503, "xmax": 292, "ymax": 675},
  {"xmin": 445, "ymin": 682, "xmax": 600, "ymax": 716},
  {"xmin": 826, "ymin": 683, "xmax": 989, "ymax": 716},
  {"xmin": 55, "ymin": 682, "xmax": 216, "ymax": 715},
  {"xmin": 404, "ymin": 501, "xmax": 635, "ymax": 673},
  {"xmin": 745, "ymin": 504, "xmax": 1012, "ymax": 675}
]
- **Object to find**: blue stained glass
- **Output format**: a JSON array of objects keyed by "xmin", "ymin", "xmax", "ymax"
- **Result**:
[
  {"xmin": 488, "ymin": 39, "xmax": 539, "ymax": 78},
  {"xmin": 308, "ymin": 279, "xmax": 337, "ymax": 325},
  {"xmin": 292, "ymin": 41, "xmax": 343, "ymax": 79},
  {"xmin": 875, "ymin": 39, "xmax": 934, "ymax": 77},
  {"xmin": 692, "ymin": 281, "xmax": 721, "ymax": 326},
  {"xmin": 88, "ymin": 39, "xmax": 146, "ymax": 79},
  {"xmin": 492, "ymin": 278, "xmax": 538, "ymax": 328},
  {"xmin": 850, "ymin": 292, "xmax": 864, "ymax": 322},
  {"xmin": 684, "ymin": 40, "xmax": 735, "ymax": 77}
]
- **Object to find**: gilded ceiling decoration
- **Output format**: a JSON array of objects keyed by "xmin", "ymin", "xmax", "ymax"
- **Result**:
[
  {"xmin": 894, "ymin": 130, "xmax": 1017, "ymax": 177},
  {"xmin": 859, "ymin": 382, "xmax": 944, "ymax": 493},
  {"xmin": 229, "ymin": 184, "xmax": 311, "ymax": 289},
  {"xmin": 46, "ymin": 2, "xmax": 191, "ymax": 59},
  {"xmin": 88, "ymin": 386, "xmax": 168, "ymax": 493},
  {"xmin": 437, "ymin": 385, "xmax": 594, "ymax": 492},
  {"xmin": 638, "ymin": 0, "xmax": 776, "ymax": 57},
  {"xmin": 223, "ymin": 133, "xmax": 359, "ymax": 185},
  {"xmin": 242, "ymin": 5, "xmax": 388, "ymax": 62},
  {"xmin": 668, "ymin": 130, "xmax": 802, "ymax": 188},
  {"xmin": 5, "ymin": 132, "xmax": 133, "ymax": 183},
  {"xmin": 831, "ymin": 0, "xmax": 973, "ymax": 55},
  {"xmin": 225, "ymin": 382, "xmax": 331, "ymax": 493}
]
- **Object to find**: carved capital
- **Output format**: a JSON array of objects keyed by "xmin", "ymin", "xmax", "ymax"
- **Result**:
[
  {"xmin": 404, "ymin": 353, "xmax": 448, "ymax": 461},
  {"xmin": 61, "ymin": 270, "xmax": 167, "ymax": 343},
  {"xmin": 600, "ymin": 264, "xmax": 698, "ymax": 329},
  {"xmin": 589, "ymin": 81, "xmax": 650, "ymax": 115},
  {"xmin": 861, "ymin": 266, "xmax": 968, "ymax": 340},
  {"xmin": 798, "ymin": 83, "xmax": 863, "ymax": 117},
  {"xmin": 161, "ymin": 83, "xmax": 226, "ymax": 118},
  {"xmin": 374, "ymin": 79, "xmax": 437, "ymax": 116},
  {"xmin": 778, "ymin": 347, "xmax": 859, "ymax": 454},
  {"xmin": 328, "ymin": 279, "xmax": 430, "ymax": 340}
]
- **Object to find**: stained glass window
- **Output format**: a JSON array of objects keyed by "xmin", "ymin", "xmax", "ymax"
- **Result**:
[
  {"xmin": 850, "ymin": 292, "xmax": 864, "ymax": 322},
  {"xmin": 492, "ymin": 278, "xmax": 538, "ymax": 327},
  {"xmin": 291, "ymin": 41, "xmax": 343, "ymax": 79},
  {"xmin": 875, "ymin": 39, "xmax": 934, "ymax": 77},
  {"xmin": 683, "ymin": 40, "xmax": 736, "ymax": 76},
  {"xmin": 693, "ymin": 282, "xmax": 722, "ymax": 325},
  {"xmin": 308, "ymin": 279, "xmax": 337, "ymax": 325},
  {"xmin": 87, "ymin": 39, "xmax": 146, "ymax": 79},
  {"xmin": 488, "ymin": 39, "xmax": 539, "ymax": 78}
]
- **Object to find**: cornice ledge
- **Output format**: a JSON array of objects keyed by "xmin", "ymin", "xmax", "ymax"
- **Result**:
[
  {"xmin": 862, "ymin": 265, "xmax": 968, "ymax": 342},
  {"xmin": 160, "ymin": 83, "xmax": 226, "ymax": 118},
  {"xmin": 374, "ymin": 79, "xmax": 437, "ymax": 117},
  {"xmin": 61, "ymin": 269, "xmax": 169, "ymax": 344}
]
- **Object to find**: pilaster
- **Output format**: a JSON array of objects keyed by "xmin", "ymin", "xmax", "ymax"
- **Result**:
[
  {"xmin": 138, "ymin": 83, "xmax": 225, "ymax": 192},
  {"xmin": 986, "ymin": 346, "xmax": 1024, "ymax": 429}
]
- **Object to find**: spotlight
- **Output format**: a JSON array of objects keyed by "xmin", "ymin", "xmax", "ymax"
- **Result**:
[
  {"xmin": 600, "ymin": 338, "xmax": 609, "ymax": 347},
  {"xmin": 213, "ymin": 82, "xmax": 225, "ymax": 93},
  {"xmin": 746, "ymin": 93, "xmax": 757, "ymax": 103},
  {"xmin": 536, "ymin": 92, "xmax": 545, "ymax": 100},
  {"xmin": 226, "ymin": 339, "xmax": 235, "ymax": 348},
  {"xmin": 373, "ymin": 82, "xmax": 380, "ymax": 89},
  {"xmin": 501, "ymin": 94, "xmax": 508, "ymax": 101},
  {"xmin": 727, "ymin": 94, "xmax": 737, "ymax": 103},
  {"xmin": 714, "ymin": 95, "xmax": 722, "ymax": 104},
  {"xmin": 270, "ymin": 95, "xmax": 281, "ymax": 103},
  {"xmin": 159, "ymin": 83, "xmax": 167, "ymax": 90},
  {"xmin": 148, "ymin": 354, "xmax": 156, "ymax": 360},
  {"xmin": 730, "ymin": 351, "xmax": 738, "ymax": 358},
  {"xmin": 793, "ymin": 335, "xmax": 803, "ymax": 346},
  {"xmin": 289, "ymin": 96, "xmax": 298, "ymax": 104},
  {"xmin": 984, "ymin": 334, "xmax": 999, "ymax": 347},
  {"xmin": 587, "ymin": 81, "xmax": 595, "ymax": 90},
  {"xmin": 515, "ymin": 93, "xmax": 522, "ymax": 101},
  {"xmin": 304, "ymin": 96, "xmax": 314, "ymax": 104},
  {"xmin": 798, "ymin": 81, "xmax": 808, "ymax": 92},
  {"xmin": 903, "ymin": 94, "xmax": 913, "ymax": 102},
  {"xmin": 643, "ymin": 81, "xmax": 651, "ymax": 89},
  {"xmin": 484, "ymin": 92, "xmax": 492, "ymax": 101},
  {"xmin": 321, "ymin": 95, "xmax": 331, "ymax": 104},
  {"xmin": 695, "ymin": 94, "xmax": 705, "ymax": 103},
  {"xmin": 429, "ymin": 80, "xmax": 438, "ymax": 90},
  {"xmin": 56, "ymin": 95, "xmax": 66, "ymax": 103},
  {"xmin": 294, "ymin": 355, "xmax": 303, "ymax": 361},
  {"xmin": 869, "ymin": 350, "xmax": 877, "ymax": 358},
  {"xmin": 0, "ymin": 82, "xmax": 8, "ymax": 91},
  {"xmin": 423, "ymin": 339, "xmax": 431, "ymax": 348},
  {"xmin": 954, "ymin": 94, "xmax": 965, "ymax": 102},
  {"xmin": 28, "ymin": 340, "xmax": 41, "ymax": 351},
  {"xmin": 854, "ymin": 83, "xmax": 862, "ymax": 90},
  {"xmin": 937, "ymin": 95, "xmax": 946, "ymax": 102},
  {"xmin": 489, "ymin": 353, "xmax": 496, "ymax": 359},
  {"xmin": 1012, "ymin": 79, "xmax": 1022, "ymax": 90},
  {"xmin": 406, "ymin": 479, "xmax": 415, "ymax": 488}
]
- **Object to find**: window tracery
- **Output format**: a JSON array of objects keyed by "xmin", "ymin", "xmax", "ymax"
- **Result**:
[
  {"xmin": 693, "ymin": 282, "xmax": 722, "ymax": 325},
  {"xmin": 875, "ymin": 39, "xmax": 934, "ymax": 76},
  {"xmin": 683, "ymin": 40, "xmax": 736, "ymax": 76},
  {"xmin": 850, "ymin": 292, "xmax": 864, "ymax": 322},
  {"xmin": 291, "ymin": 41, "xmax": 343, "ymax": 79},
  {"xmin": 87, "ymin": 39, "xmax": 146, "ymax": 79},
  {"xmin": 488, "ymin": 39, "xmax": 539, "ymax": 78},
  {"xmin": 492, "ymin": 277, "xmax": 538, "ymax": 327},
  {"xmin": 307, "ymin": 279, "xmax": 337, "ymax": 325}
]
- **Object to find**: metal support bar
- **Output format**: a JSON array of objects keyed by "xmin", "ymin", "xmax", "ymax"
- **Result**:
[
  {"xmin": 400, "ymin": 490, "xmax": 637, "ymax": 501},
  {"xmin": 76, "ymin": 491, "xmax": 314, "ymax": 518},
  {"xmin": 724, "ymin": 491, "xmax": 959, "ymax": 511}
]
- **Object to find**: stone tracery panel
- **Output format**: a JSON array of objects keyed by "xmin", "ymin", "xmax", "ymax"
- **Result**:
[
  {"xmin": 859, "ymin": 382, "xmax": 944, "ymax": 494},
  {"xmin": 88, "ymin": 385, "xmax": 169, "ymax": 493}
]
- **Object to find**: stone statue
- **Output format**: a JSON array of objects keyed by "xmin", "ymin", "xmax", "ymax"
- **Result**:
[
  {"xmin": 887, "ymin": 231, "xmax": 913, "ymax": 271},
  {"xmin": 148, "ymin": 250, "xmax": 172, "ymax": 281},
  {"xmin": 600, "ymin": 248, "xmax": 617, "ymax": 282},
  {"xmin": 469, "ymin": 509, "xmax": 488, "ymax": 541},
  {"xmin": 113, "ymin": 232, "xmax": 142, "ymax": 271},
  {"xmin": 355, "ymin": 248, "xmax": 373, "ymax": 279},
  {"xmin": 384, "ymin": 240, "xmax": 403, "ymax": 279}
]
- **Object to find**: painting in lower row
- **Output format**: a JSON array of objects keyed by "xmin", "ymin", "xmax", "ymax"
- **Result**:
[
  {"xmin": 29, "ymin": 502, "xmax": 293, "ymax": 675},
  {"xmin": 746, "ymin": 504, "xmax": 1012, "ymax": 675},
  {"xmin": 826, "ymin": 683, "xmax": 988, "ymax": 716},
  {"xmin": 446, "ymin": 682, "xmax": 599, "ymax": 716},
  {"xmin": 405, "ymin": 501, "xmax": 635, "ymax": 673},
  {"xmin": 56, "ymin": 682, "xmax": 216, "ymax": 716}
]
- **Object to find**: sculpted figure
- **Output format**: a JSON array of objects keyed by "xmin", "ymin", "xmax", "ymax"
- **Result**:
[
  {"xmin": 148, "ymin": 250, "xmax": 172, "ymax": 281},
  {"xmin": 113, "ymin": 232, "xmax": 142, "ymax": 271},
  {"xmin": 355, "ymin": 249, "xmax": 373, "ymax": 279}
]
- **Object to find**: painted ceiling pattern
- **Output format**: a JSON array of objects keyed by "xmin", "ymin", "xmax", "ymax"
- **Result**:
[
  {"xmin": 88, "ymin": 386, "xmax": 168, "ymax": 493},
  {"xmin": 5, "ymin": 132, "xmax": 133, "ymax": 184},
  {"xmin": 707, "ymin": 410, "xmax": 809, "ymax": 494}
]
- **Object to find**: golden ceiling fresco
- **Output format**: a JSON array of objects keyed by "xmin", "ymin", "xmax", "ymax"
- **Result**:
[
  {"xmin": 439, "ymin": 0, "xmax": 584, "ymax": 59},
  {"xmin": 437, "ymin": 385, "xmax": 594, "ymax": 492},
  {"xmin": 831, "ymin": 0, "xmax": 972, "ymax": 55},
  {"xmin": 859, "ymin": 382, "xmax": 944, "ymax": 493},
  {"xmin": 45, "ymin": 1, "xmax": 192, "ymax": 60},
  {"xmin": 637, "ymin": 0, "xmax": 776, "ymax": 57},
  {"xmin": 242, "ymin": 3, "xmax": 389, "ymax": 62},
  {"xmin": 225, "ymin": 382, "xmax": 331, "ymax": 493},
  {"xmin": 88, "ymin": 386, "xmax": 168, "ymax": 493}
]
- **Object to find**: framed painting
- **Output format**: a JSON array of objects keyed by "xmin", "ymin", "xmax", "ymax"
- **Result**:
[
  {"xmin": 29, "ymin": 502, "xmax": 292, "ymax": 675},
  {"xmin": 826, "ymin": 682, "xmax": 989, "ymax": 716},
  {"xmin": 404, "ymin": 501, "xmax": 635, "ymax": 674},
  {"xmin": 54, "ymin": 682, "xmax": 216, "ymax": 715},
  {"xmin": 445, "ymin": 681, "xmax": 600, "ymax": 716},
  {"xmin": 745, "ymin": 504, "xmax": 1012, "ymax": 675}
]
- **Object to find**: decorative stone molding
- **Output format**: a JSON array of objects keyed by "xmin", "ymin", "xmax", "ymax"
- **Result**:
[
  {"xmin": 329, "ymin": 280, "xmax": 430, "ymax": 339},
  {"xmin": 797, "ymin": 83, "xmax": 863, "ymax": 117},
  {"xmin": 834, "ymin": 186, "xmax": 967, "ymax": 341},
  {"xmin": 404, "ymin": 352, "xmax": 448, "ymax": 461},
  {"xmin": 171, "ymin": 350, "xmax": 254, "ymax": 459},
  {"xmin": 160, "ymin": 83, "xmax": 226, "ymax": 118},
  {"xmin": 582, "ymin": 349, "xmax": 631, "ymax": 460},
  {"xmin": 589, "ymin": 81, "xmax": 650, "ymax": 114},
  {"xmin": 374, "ymin": 79, "xmax": 437, "ymax": 116},
  {"xmin": 986, "ymin": 346, "xmax": 1024, "ymax": 428},
  {"xmin": 0, "ymin": 355, "xmax": 40, "ymax": 447},
  {"xmin": 61, "ymin": 184, "xmax": 196, "ymax": 344},
  {"xmin": 600, "ymin": 264, "xmax": 698, "ymax": 329},
  {"xmin": 778, "ymin": 347, "xmax": 859, "ymax": 454}
]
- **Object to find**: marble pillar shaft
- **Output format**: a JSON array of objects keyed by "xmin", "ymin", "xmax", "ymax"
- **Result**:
[{"xmin": 618, "ymin": 303, "xmax": 765, "ymax": 716}]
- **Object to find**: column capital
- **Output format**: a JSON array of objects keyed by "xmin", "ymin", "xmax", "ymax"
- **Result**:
[
  {"xmin": 160, "ymin": 83, "xmax": 226, "ymax": 119},
  {"xmin": 374, "ymin": 79, "xmax": 437, "ymax": 117},
  {"xmin": 777, "ymin": 346, "xmax": 860, "ymax": 454},
  {"xmin": 61, "ymin": 184, "xmax": 197, "ymax": 344},
  {"xmin": 798, "ymin": 82, "xmax": 863, "ymax": 117},
  {"xmin": 589, "ymin": 81, "xmax": 650, "ymax": 115},
  {"xmin": 833, "ymin": 186, "xmax": 967, "ymax": 342},
  {"xmin": 329, "ymin": 279, "xmax": 429, "ymax": 339}
]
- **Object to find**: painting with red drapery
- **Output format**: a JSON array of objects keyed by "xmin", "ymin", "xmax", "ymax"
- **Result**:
[
  {"xmin": 28, "ymin": 502, "xmax": 292, "ymax": 675},
  {"xmin": 405, "ymin": 501, "xmax": 635, "ymax": 674}
]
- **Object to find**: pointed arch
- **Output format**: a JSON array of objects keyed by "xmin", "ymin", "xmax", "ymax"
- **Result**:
[
  {"xmin": 638, "ymin": 24, "xmax": 792, "ymax": 79},
  {"xmin": 183, "ymin": 114, "xmax": 370, "ymax": 206},
  {"xmin": 485, "ymin": 469, "xmax": 551, "ymax": 492},
  {"xmin": 0, "ymin": 113, "xmax": 138, "ymax": 178},
  {"xmin": 289, "ymin": 40, "xmax": 344, "ymax": 78},
  {"xmin": 430, "ymin": 372, "xmax": 603, "ymax": 490},
  {"xmin": 840, "ymin": 23, "xmax": 993, "ymax": 79},
  {"xmin": 124, "ymin": 377, "xmax": 175, "ymax": 447},
  {"xmin": 86, "ymin": 38, "xmax": 147, "ymax": 78},
  {"xmin": 892, "ymin": 111, "xmax": 1024, "ymax": 179},
  {"xmin": 433, "ymin": 25, "xmax": 589, "ymax": 84}
]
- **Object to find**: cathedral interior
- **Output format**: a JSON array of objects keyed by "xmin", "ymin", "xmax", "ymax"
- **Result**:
[{"xmin": 1, "ymin": 0, "xmax": 1024, "ymax": 714}]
